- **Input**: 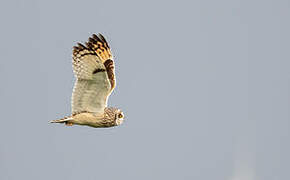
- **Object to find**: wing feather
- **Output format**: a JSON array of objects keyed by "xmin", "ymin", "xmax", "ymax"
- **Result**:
[
  {"xmin": 71, "ymin": 34, "xmax": 115, "ymax": 114},
  {"xmin": 87, "ymin": 33, "xmax": 116, "ymax": 92},
  {"xmin": 72, "ymin": 75, "xmax": 110, "ymax": 113}
]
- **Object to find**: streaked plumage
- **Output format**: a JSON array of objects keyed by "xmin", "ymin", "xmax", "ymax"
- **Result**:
[{"xmin": 51, "ymin": 34, "xmax": 124, "ymax": 128}]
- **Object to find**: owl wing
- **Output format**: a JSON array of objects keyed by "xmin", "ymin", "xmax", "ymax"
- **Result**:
[{"xmin": 71, "ymin": 34, "xmax": 116, "ymax": 114}]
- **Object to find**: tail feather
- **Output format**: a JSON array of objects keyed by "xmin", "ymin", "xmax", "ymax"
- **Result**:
[{"xmin": 50, "ymin": 116, "xmax": 73, "ymax": 123}]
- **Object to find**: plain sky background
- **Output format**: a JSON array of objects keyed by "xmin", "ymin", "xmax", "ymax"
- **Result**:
[{"xmin": 0, "ymin": 0, "xmax": 289, "ymax": 180}]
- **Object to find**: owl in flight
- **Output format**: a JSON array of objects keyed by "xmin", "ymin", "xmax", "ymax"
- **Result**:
[{"xmin": 51, "ymin": 34, "xmax": 124, "ymax": 128}]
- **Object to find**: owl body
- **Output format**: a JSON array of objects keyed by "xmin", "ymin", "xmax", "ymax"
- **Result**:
[
  {"xmin": 62, "ymin": 107, "xmax": 123, "ymax": 128},
  {"xmin": 51, "ymin": 34, "xmax": 124, "ymax": 128}
]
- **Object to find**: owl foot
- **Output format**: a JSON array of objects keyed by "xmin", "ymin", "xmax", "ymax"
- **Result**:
[{"xmin": 65, "ymin": 122, "xmax": 74, "ymax": 126}]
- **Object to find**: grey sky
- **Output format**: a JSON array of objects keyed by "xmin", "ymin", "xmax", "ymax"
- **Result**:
[{"xmin": 0, "ymin": 0, "xmax": 289, "ymax": 180}]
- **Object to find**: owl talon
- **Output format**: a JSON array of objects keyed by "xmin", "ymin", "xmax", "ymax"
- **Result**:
[{"xmin": 65, "ymin": 122, "xmax": 73, "ymax": 126}]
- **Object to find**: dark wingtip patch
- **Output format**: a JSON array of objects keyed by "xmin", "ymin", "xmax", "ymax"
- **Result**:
[
  {"xmin": 73, "ymin": 33, "xmax": 109, "ymax": 53},
  {"xmin": 88, "ymin": 37, "xmax": 96, "ymax": 44},
  {"xmin": 98, "ymin": 33, "xmax": 106, "ymax": 42},
  {"xmin": 92, "ymin": 34, "xmax": 98, "ymax": 40},
  {"xmin": 85, "ymin": 42, "xmax": 94, "ymax": 49},
  {"xmin": 77, "ymin": 43, "xmax": 86, "ymax": 49},
  {"xmin": 93, "ymin": 34, "xmax": 102, "ymax": 42},
  {"xmin": 73, "ymin": 33, "xmax": 112, "ymax": 64},
  {"xmin": 73, "ymin": 42, "xmax": 87, "ymax": 55}
]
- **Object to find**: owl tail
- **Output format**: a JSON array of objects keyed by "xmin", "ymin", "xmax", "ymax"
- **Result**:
[{"xmin": 50, "ymin": 116, "xmax": 73, "ymax": 124}]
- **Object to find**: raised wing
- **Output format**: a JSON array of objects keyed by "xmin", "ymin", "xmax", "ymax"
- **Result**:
[{"xmin": 71, "ymin": 34, "xmax": 116, "ymax": 114}]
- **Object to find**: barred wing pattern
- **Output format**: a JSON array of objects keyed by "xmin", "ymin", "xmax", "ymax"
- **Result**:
[{"xmin": 71, "ymin": 34, "xmax": 115, "ymax": 114}]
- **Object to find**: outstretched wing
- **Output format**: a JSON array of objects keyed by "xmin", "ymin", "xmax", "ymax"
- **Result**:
[{"xmin": 71, "ymin": 34, "xmax": 116, "ymax": 114}]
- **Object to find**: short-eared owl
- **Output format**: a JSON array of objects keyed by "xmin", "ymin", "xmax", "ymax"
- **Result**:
[{"xmin": 51, "ymin": 34, "xmax": 124, "ymax": 128}]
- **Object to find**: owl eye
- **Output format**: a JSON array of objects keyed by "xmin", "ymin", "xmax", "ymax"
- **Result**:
[{"xmin": 118, "ymin": 113, "xmax": 123, "ymax": 119}]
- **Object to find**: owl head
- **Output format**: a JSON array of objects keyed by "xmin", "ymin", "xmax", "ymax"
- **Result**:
[
  {"xmin": 105, "ymin": 107, "xmax": 124, "ymax": 126},
  {"xmin": 115, "ymin": 109, "xmax": 124, "ymax": 126}
]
